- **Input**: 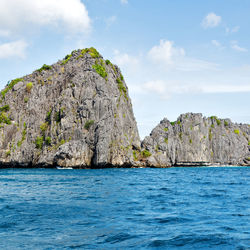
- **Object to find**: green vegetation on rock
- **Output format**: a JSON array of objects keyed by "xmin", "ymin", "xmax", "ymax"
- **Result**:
[
  {"xmin": 46, "ymin": 109, "xmax": 52, "ymax": 124},
  {"xmin": 0, "ymin": 112, "xmax": 11, "ymax": 125},
  {"xmin": 55, "ymin": 110, "xmax": 62, "ymax": 123},
  {"xmin": 133, "ymin": 150, "xmax": 139, "ymax": 161},
  {"xmin": 105, "ymin": 60, "xmax": 111, "ymax": 65},
  {"xmin": 45, "ymin": 137, "xmax": 51, "ymax": 145},
  {"xmin": 77, "ymin": 47, "xmax": 100, "ymax": 59},
  {"xmin": 116, "ymin": 77, "xmax": 128, "ymax": 100},
  {"xmin": 35, "ymin": 136, "xmax": 44, "ymax": 149},
  {"xmin": 61, "ymin": 54, "xmax": 72, "ymax": 65},
  {"xmin": 210, "ymin": 116, "xmax": 221, "ymax": 126},
  {"xmin": 17, "ymin": 123, "xmax": 27, "ymax": 147},
  {"xmin": 224, "ymin": 121, "xmax": 229, "ymax": 126},
  {"xmin": 216, "ymin": 119, "xmax": 221, "ymax": 126},
  {"xmin": 209, "ymin": 128, "xmax": 213, "ymax": 141},
  {"xmin": 234, "ymin": 129, "xmax": 240, "ymax": 135},
  {"xmin": 179, "ymin": 132, "xmax": 183, "ymax": 140},
  {"xmin": 92, "ymin": 62, "xmax": 107, "ymax": 79},
  {"xmin": 26, "ymin": 82, "xmax": 33, "ymax": 93},
  {"xmin": 141, "ymin": 150, "xmax": 151, "ymax": 158},
  {"xmin": 84, "ymin": 120, "xmax": 94, "ymax": 130},
  {"xmin": 59, "ymin": 139, "xmax": 65, "ymax": 146},
  {"xmin": 40, "ymin": 122, "xmax": 48, "ymax": 135},
  {"xmin": 37, "ymin": 64, "xmax": 52, "ymax": 73},
  {"xmin": 0, "ymin": 105, "xmax": 10, "ymax": 112},
  {"xmin": 1, "ymin": 78, "xmax": 23, "ymax": 99}
]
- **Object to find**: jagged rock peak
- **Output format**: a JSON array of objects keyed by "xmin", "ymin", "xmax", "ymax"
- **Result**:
[
  {"xmin": 142, "ymin": 113, "xmax": 250, "ymax": 167},
  {"xmin": 0, "ymin": 47, "xmax": 141, "ymax": 168}
]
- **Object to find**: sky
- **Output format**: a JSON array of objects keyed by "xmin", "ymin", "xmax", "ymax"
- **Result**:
[{"xmin": 0, "ymin": 0, "xmax": 249, "ymax": 138}]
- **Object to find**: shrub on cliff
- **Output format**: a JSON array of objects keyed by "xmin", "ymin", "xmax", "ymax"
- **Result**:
[
  {"xmin": 141, "ymin": 150, "xmax": 151, "ymax": 158},
  {"xmin": 84, "ymin": 120, "xmax": 94, "ymax": 130},
  {"xmin": 37, "ymin": 64, "xmax": 52, "ymax": 73},
  {"xmin": 26, "ymin": 82, "xmax": 33, "ymax": 93}
]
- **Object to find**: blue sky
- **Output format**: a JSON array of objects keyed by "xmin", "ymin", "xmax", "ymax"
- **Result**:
[{"xmin": 0, "ymin": 0, "xmax": 249, "ymax": 138}]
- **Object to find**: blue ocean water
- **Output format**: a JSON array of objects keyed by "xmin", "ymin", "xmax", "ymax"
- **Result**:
[{"xmin": 0, "ymin": 167, "xmax": 249, "ymax": 249}]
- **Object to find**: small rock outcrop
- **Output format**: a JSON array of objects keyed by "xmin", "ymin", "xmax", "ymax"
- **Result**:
[
  {"xmin": 0, "ymin": 48, "xmax": 140, "ymax": 168},
  {"xmin": 142, "ymin": 113, "xmax": 250, "ymax": 167}
]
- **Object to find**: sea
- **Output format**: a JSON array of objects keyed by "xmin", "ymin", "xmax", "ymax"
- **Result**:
[{"xmin": 0, "ymin": 167, "xmax": 249, "ymax": 249}]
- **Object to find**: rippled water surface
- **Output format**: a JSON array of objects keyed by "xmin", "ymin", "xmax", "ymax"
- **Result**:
[{"xmin": 0, "ymin": 167, "xmax": 249, "ymax": 249}]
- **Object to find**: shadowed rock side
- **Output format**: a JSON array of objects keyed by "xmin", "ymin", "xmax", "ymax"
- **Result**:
[
  {"xmin": 0, "ymin": 48, "xmax": 140, "ymax": 168},
  {"xmin": 142, "ymin": 113, "xmax": 250, "ymax": 167}
]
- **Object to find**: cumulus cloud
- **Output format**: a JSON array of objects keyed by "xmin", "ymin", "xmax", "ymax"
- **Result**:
[
  {"xmin": 148, "ymin": 39, "xmax": 217, "ymax": 71},
  {"xmin": 202, "ymin": 12, "xmax": 221, "ymax": 28},
  {"xmin": 231, "ymin": 41, "xmax": 248, "ymax": 52},
  {"xmin": 0, "ymin": 40, "xmax": 28, "ymax": 59},
  {"xmin": 113, "ymin": 50, "xmax": 139, "ymax": 69},
  {"xmin": 0, "ymin": 0, "xmax": 91, "ymax": 35},
  {"xmin": 148, "ymin": 40, "xmax": 185, "ymax": 65}
]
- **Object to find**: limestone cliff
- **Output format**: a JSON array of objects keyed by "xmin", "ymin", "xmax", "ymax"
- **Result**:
[
  {"xmin": 142, "ymin": 113, "xmax": 250, "ymax": 167},
  {"xmin": 0, "ymin": 48, "xmax": 140, "ymax": 168}
]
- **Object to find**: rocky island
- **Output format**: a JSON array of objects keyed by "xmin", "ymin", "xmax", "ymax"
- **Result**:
[
  {"xmin": 0, "ymin": 48, "xmax": 249, "ymax": 168},
  {"xmin": 142, "ymin": 113, "xmax": 250, "ymax": 167}
]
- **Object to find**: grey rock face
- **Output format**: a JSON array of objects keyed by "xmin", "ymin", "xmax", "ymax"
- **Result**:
[
  {"xmin": 142, "ymin": 113, "xmax": 250, "ymax": 167},
  {"xmin": 0, "ymin": 48, "xmax": 140, "ymax": 168}
]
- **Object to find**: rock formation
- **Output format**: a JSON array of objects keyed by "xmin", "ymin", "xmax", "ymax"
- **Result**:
[
  {"xmin": 142, "ymin": 113, "xmax": 250, "ymax": 167},
  {"xmin": 0, "ymin": 48, "xmax": 140, "ymax": 168},
  {"xmin": 0, "ymin": 48, "xmax": 249, "ymax": 168}
]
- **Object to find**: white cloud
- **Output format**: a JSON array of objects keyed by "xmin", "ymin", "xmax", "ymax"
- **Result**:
[
  {"xmin": 148, "ymin": 39, "xmax": 217, "ymax": 71},
  {"xmin": 0, "ymin": 0, "xmax": 91, "ymax": 35},
  {"xmin": 0, "ymin": 40, "xmax": 28, "ymax": 59},
  {"xmin": 113, "ymin": 50, "xmax": 139, "ymax": 69},
  {"xmin": 121, "ymin": 0, "xmax": 128, "ymax": 4},
  {"xmin": 148, "ymin": 40, "xmax": 185, "ymax": 65},
  {"xmin": 141, "ymin": 79, "xmax": 250, "ymax": 100},
  {"xmin": 211, "ymin": 40, "xmax": 225, "ymax": 49},
  {"xmin": 226, "ymin": 26, "xmax": 240, "ymax": 34},
  {"xmin": 211, "ymin": 40, "xmax": 221, "ymax": 47},
  {"xmin": 144, "ymin": 80, "xmax": 167, "ymax": 95},
  {"xmin": 142, "ymin": 80, "xmax": 202, "ymax": 99},
  {"xmin": 201, "ymin": 84, "xmax": 250, "ymax": 93},
  {"xmin": 202, "ymin": 12, "xmax": 221, "ymax": 28},
  {"xmin": 231, "ymin": 41, "xmax": 248, "ymax": 52}
]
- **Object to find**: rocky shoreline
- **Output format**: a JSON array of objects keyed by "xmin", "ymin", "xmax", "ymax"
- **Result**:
[{"xmin": 0, "ymin": 48, "xmax": 249, "ymax": 168}]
